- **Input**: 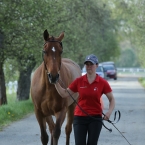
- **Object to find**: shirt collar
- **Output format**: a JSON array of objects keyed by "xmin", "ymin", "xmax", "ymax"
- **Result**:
[{"xmin": 83, "ymin": 74, "xmax": 99, "ymax": 83}]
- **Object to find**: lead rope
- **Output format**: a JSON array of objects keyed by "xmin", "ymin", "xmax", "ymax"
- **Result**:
[
  {"xmin": 59, "ymin": 78, "xmax": 132, "ymax": 145},
  {"xmin": 102, "ymin": 112, "xmax": 132, "ymax": 145},
  {"xmin": 59, "ymin": 79, "xmax": 112, "ymax": 132}
]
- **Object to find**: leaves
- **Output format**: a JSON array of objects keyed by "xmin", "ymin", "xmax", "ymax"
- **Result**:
[{"xmin": 1, "ymin": 0, "xmax": 119, "ymax": 79}]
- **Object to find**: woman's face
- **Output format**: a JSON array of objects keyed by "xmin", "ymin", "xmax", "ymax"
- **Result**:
[{"xmin": 85, "ymin": 62, "xmax": 97, "ymax": 75}]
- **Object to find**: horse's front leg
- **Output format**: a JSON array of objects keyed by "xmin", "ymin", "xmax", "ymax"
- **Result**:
[
  {"xmin": 46, "ymin": 116, "xmax": 55, "ymax": 145},
  {"xmin": 52, "ymin": 108, "xmax": 66, "ymax": 145},
  {"xmin": 35, "ymin": 108, "xmax": 48, "ymax": 145},
  {"xmin": 65, "ymin": 102, "xmax": 76, "ymax": 145}
]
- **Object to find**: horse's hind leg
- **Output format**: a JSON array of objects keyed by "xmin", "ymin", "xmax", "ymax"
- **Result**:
[
  {"xmin": 46, "ymin": 116, "xmax": 55, "ymax": 145},
  {"xmin": 65, "ymin": 102, "xmax": 76, "ymax": 145},
  {"xmin": 35, "ymin": 109, "xmax": 48, "ymax": 145}
]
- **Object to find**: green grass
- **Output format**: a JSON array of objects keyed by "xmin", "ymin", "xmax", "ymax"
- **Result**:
[
  {"xmin": 138, "ymin": 77, "xmax": 145, "ymax": 88},
  {"xmin": 0, "ymin": 93, "xmax": 34, "ymax": 130}
]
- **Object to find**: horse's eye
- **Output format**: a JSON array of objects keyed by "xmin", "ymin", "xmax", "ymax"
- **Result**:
[{"xmin": 43, "ymin": 50, "xmax": 46, "ymax": 54}]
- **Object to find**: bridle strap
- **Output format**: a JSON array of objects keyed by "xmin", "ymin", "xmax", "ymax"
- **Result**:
[
  {"xmin": 42, "ymin": 51, "xmax": 48, "ymax": 72},
  {"xmin": 44, "ymin": 40, "xmax": 63, "ymax": 49}
]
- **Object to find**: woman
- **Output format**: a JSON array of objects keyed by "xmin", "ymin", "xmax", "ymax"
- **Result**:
[{"xmin": 55, "ymin": 54, "xmax": 115, "ymax": 145}]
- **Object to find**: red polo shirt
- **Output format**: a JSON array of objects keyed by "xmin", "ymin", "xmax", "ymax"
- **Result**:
[{"xmin": 69, "ymin": 74, "xmax": 112, "ymax": 116}]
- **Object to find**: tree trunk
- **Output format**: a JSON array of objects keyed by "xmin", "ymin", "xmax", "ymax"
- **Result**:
[
  {"xmin": 17, "ymin": 62, "xmax": 36, "ymax": 101},
  {"xmin": 0, "ymin": 62, "xmax": 7, "ymax": 105}
]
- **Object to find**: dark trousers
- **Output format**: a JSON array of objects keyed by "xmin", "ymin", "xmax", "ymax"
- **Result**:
[{"xmin": 73, "ymin": 115, "xmax": 102, "ymax": 145}]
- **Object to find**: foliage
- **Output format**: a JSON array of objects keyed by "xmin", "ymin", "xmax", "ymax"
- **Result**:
[
  {"xmin": 60, "ymin": 0, "xmax": 120, "ymax": 67},
  {"xmin": 4, "ymin": 59, "xmax": 19, "ymax": 83},
  {"xmin": 129, "ymin": 0, "xmax": 145, "ymax": 67},
  {"xmin": 1, "ymin": 0, "xmax": 120, "ymax": 71},
  {"xmin": 0, "ymin": 0, "xmax": 120, "ymax": 101},
  {"xmin": 116, "ymin": 48, "xmax": 140, "ymax": 67},
  {"xmin": 138, "ymin": 77, "xmax": 145, "ymax": 88},
  {"xmin": 106, "ymin": 0, "xmax": 145, "ymax": 67}
]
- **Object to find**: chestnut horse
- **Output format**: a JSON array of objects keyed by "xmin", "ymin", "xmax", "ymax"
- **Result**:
[{"xmin": 31, "ymin": 30, "xmax": 81, "ymax": 145}]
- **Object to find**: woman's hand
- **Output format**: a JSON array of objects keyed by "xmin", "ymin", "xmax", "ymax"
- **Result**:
[{"xmin": 103, "ymin": 111, "xmax": 111, "ymax": 121}]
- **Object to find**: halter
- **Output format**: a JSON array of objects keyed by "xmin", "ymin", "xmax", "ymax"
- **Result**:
[{"xmin": 42, "ymin": 39, "xmax": 63, "ymax": 83}]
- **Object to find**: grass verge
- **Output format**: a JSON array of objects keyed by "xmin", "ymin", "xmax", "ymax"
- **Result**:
[
  {"xmin": 138, "ymin": 77, "xmax": 145, "ymax": 88},
  {"xmin": 0, "ymin": 93, "xmax": 34, "ymax": 130}
]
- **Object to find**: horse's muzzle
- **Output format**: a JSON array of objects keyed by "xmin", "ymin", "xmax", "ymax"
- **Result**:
[{"xmin": 47, "ymin": 73, "xmax": 59, "ymax": 84}]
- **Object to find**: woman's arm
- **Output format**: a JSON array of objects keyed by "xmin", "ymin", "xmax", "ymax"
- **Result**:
[
  {"xmin": 103, "ymin": 92, "xmax": 115, "ymax": 120},
  {"xmin": 55, "ymin": 82, "xmax": 75, "ymax": 98}
]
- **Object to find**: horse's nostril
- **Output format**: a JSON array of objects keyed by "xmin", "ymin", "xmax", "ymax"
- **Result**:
[
  {"xmin": 47, "ymin": 73, "xmax": 59, "ymax": 84},
  {"xmin": 48, "ymin": 73, "xmax": 52, "ymax": 79},
  {"xmin": 57, "ymin": 73, "xmax": 59, "ymax": 79}
]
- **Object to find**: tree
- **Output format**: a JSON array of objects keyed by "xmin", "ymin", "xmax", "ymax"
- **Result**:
[
  {"xmin": 128, "ymin": 0, "xmax": 145, "ymax": 67},
  {"xmin": 0, "ymin": 30, "xmax": 7, "ymax": 104},
  {"xmin": 1, "ymin": 0, "xmax": 120, "ymax": 104},
  {"xmin": 60, "ymin": 0, "xmax": 120, "ymax": 67},
  {"xmin": 116, "ymin": 48, "xmax": 140, "ymax": 67},
  {"xmin": 0, "ymin": 63, "xmax": 7, "ymax": 105},
  {"xmin": 0, "ymin": 0, "xmax": 45, "ymax": 102},
  {"xmin": 104, "ymin": 0, "xmax": 144, "ymax": 67}
]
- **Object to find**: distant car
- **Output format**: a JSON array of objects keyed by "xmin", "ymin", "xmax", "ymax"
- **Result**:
[
  {"xmin": 100, "ymin": 61, "xmax": 117, "ymax": 69},
  {"xmin": 102, "ymin": 64, "xmax": 117, "ymax": 80},
  {"xmin": 82, "ymin": 64, "xmax": 105, "ymax": 78}
]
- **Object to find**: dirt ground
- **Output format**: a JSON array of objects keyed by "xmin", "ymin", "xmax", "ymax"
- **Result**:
[{"xmin": 0, "ymin": 76, "xmax": 145, "ymax": 145}]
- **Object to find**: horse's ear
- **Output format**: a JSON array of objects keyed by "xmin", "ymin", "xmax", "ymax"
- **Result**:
[
  {"xmin": 43, "ymin": 29, "xmax": 49, "ymax": 41},
  {"xmin": 58, "ymin": 31, "xmax": 64, "ymax": 41}
]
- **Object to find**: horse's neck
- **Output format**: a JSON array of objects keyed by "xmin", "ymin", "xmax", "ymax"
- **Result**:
[{"xmin": 59, "ymin": 62, "xmax": 71, "ymax": 87}]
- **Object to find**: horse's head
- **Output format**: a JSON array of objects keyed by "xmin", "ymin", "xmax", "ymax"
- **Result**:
[{"xmin": 43, "ymin": 29, "xmax": 64, "ymax": 84}]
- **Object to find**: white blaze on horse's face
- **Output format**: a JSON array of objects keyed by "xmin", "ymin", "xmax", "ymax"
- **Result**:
[
  {"xmin": 52, "ymin": 47, "xmax": 56, "ymax": 59},
  {"xmin": 52, "ymin": 47, "xmax": 55, "ymax": 52}
]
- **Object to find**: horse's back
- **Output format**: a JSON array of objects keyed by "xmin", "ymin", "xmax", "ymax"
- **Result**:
[{"xmin": 61, "ymin": 58, "xmax": 81, "ymax": 80}]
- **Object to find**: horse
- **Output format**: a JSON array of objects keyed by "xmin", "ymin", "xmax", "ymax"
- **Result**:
[{"xmin": 31, "ymin": 29, "xmax": 82, "ymax": 145}]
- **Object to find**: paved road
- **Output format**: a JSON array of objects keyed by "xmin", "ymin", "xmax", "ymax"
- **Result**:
[{"xmin": 0, "ymin": 76, "xmax": 145, "ymax": 145}]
